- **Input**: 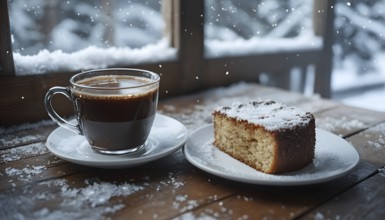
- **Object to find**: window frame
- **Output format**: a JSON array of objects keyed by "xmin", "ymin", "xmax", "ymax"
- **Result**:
[{"xmin": 0, "ymin": 0, "xmax": 335, "ymax": 126}]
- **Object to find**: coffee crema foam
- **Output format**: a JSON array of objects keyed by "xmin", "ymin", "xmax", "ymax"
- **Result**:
[{"xmin": 73, "ymin": 75, "xmax": 157, "ymax": 97}]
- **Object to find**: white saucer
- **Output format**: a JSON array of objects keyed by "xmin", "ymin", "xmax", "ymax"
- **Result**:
[
  {"xmin": 46, "ymin": 114, "xmax": 187, "ymax": 168},
  {"xmin": 184, "ymin": 124, "xmax": 360, "ymax": 186}
]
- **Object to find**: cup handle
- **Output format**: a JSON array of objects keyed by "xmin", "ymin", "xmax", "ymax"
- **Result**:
[{"xmin": 44, "ymin": 86, "xmax": 82, "ymax": 135}]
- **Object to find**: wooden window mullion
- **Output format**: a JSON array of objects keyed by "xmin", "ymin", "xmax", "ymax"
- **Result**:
[
  {"xmin": 0, "ymin": 0, "xmax": 15, "ymax": 76},
  {"xmin": 314, "ymin": 0, "xmax": 335, "ymax": 98},
  {"xmin": 178, "ymin": 0, "xmax": 206, "ymax": 93}
]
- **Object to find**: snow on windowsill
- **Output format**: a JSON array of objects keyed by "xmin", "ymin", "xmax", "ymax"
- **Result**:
[
  {"xmin": 14, "ymin": 39, "xmax": 177, "ymax": 76},
  {"xmin": 205, "ymin": 32, "xmax": 322, "ymax": 58},
  {"xmin": 14, "ymin": 32, "xmax": 322, "ymax": 76}
]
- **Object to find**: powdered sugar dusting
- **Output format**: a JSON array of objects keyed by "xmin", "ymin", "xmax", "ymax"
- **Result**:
[
  {"xmin": 5, "ymin": 165, "xmax": 46, "ymax": 182},
  {"xmin": 316, "ymin": 116, "xmax": 366, "ymax": 133},
  {"xmin": 215, "ymin": 100, "xmax": 312, "ymax": 131},
  {"xmin": 159, "ymin": 83, "xmax": 316, "ymax": 132},
  {"xmin": 363, "ymin": 123, "xmax": 385, "ymax": 149},
  {"xmin": 3, "ymin": 178, "xmax": 144, "ymax": 219},
  {"xmin": 0, "ymin": 135, "xmax": 45, "ymax": 147},
  {"xmin": 379, "ymin": 167, "xmax": 385, "ymax": 177},
  {"xmin": 1, "ymin": 172, "xmax": 190, "ymax": 219},
  {"xmin": 172, "ymin": 195, "xmax": 199, "ymax": 212},
  {"xmin": 173, "ymin": 212, "xmax": 218, "ymax": 220},
  {"xmin": 172, "ymin": 197, "xmax": 250, "ymax": 220},
  {"xmin": 367, "ymin": 138, "xmax": 385, "ymax": 149},
  {"xmin": 1, "ymin": 142, "xmax": 49, "ymax": 163}
]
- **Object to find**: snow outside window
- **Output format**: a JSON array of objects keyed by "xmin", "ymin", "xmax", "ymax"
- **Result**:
[
  {"xmin": 204, "ymin": 0, "xmax": 322, "ymax": 58},
  {"xmin": 8, "ymin": 0, "xmax": 176, "ymax": 75}
]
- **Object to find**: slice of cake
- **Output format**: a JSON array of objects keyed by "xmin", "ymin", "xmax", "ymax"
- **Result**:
[{"xmin": 212, "ymin": 100, "xmax": 315, "ymax": 174}]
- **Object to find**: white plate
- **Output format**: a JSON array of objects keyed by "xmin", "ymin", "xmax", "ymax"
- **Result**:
[
  {"xmin": 184, "ymin": 124, "xmax": 360, "ymax": 186},
  {"xmin": 46, "ymin": 114, "xmax": 187, "ymax": 168}
]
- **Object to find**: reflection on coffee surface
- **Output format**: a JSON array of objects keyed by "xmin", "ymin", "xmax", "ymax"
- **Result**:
[
  {"xmin": 77, "ymin": 75, "xmax": 148, "ymax": 87},
  {"xmin": 73, "ymin": 75, "xmax": 158, "ymax": 151}
]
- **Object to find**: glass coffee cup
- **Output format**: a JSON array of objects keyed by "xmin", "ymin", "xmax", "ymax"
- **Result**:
[{"xmin": 44, "ymin": 68, "xmax": 160, "ymax": 155}]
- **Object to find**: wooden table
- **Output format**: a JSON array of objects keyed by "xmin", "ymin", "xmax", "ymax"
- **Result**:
[{"xmin": 1, "ymin": 83, "xmax": 385, "ymax": 219}]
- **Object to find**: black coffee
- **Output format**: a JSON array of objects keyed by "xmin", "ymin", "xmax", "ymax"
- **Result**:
[{"xmin": 73, "ymin": 75, "xmax": 158, "ymax": 151}]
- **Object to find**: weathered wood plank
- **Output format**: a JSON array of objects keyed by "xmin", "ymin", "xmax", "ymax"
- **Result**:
[
  {"xmin": 302, "ymin": 171, "xmax": 385, "ymax": 219},
  {"xmin": 173, "ymin": 162, "xmax": 378, "ymax": 219},
  {"xmin": 346, "ymin": 122, "xmax": 385, "ymax": 166},
  {"xmin": 0, "ymin": 150, "xmax": 239, "ymax": 219},
  {"xmin": 0, "ymin": 121, "xmax": 56, "ymax": 149},
  {"xmin": 315, "ymin": 105, "xmax": 385, "ymax": 137}
]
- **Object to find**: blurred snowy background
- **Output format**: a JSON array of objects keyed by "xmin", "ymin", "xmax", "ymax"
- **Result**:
[{"xmin": 7, "ymin": 0, "xmax": 385, "ymax": 112}]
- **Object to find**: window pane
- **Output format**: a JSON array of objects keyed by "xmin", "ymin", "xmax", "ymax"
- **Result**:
[
  {"xmin": 8, "ymin": 0, "xmax": 176, "ymax": 75},
  {"xmin": 204, "ymin": 0, "xmax": 321, "ymax": 57}
]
